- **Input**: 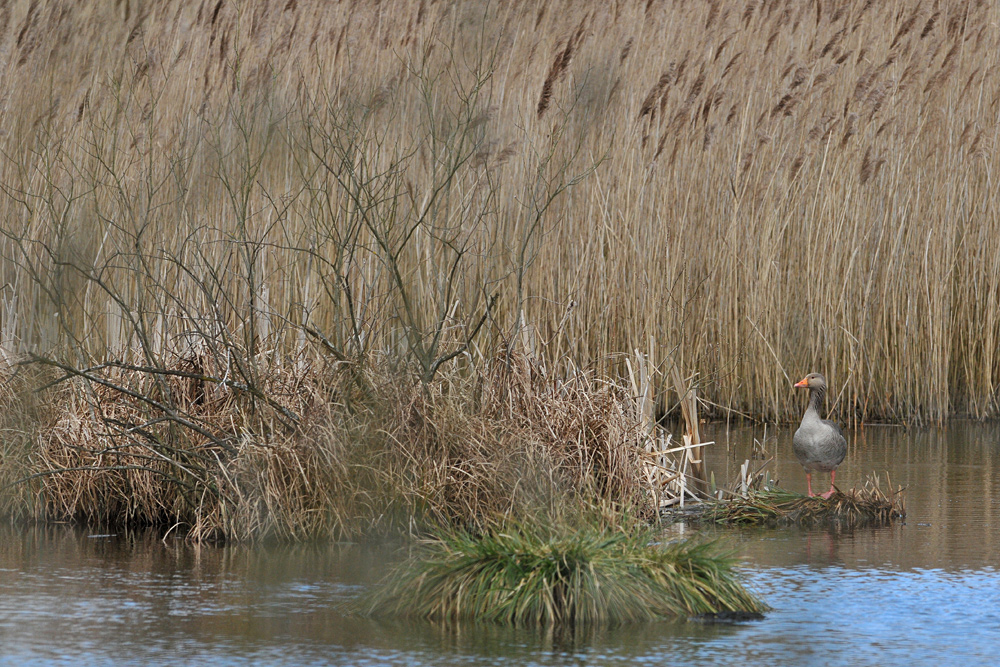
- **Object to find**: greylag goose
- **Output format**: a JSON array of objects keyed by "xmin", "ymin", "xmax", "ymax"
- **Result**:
[{"xmin": 792, "ymin": 373, "xmax": 847, "ymax": 499}]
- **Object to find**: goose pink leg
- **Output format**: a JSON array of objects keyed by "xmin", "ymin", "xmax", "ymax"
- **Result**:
[
  {"xmin": 819, "ymin": 471, "xmax": 837, "ymax": 499},
  {"xmin": 805, "ymin": 472, "xmax": 814, "ymax": 497}
]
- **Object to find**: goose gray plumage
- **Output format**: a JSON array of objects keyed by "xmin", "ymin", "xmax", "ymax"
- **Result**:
[{"xmin": 792, "ymin": 372, "xmax": 847, "ymax": 499}]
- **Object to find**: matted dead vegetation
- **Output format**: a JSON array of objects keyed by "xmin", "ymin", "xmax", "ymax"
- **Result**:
[
  {"xmin": 4, "ymin": 351, "xmax": 659, "ymax": 541},
  {"xmin": 704, "ymin": 476, "xmax": 906, "ymax": 528}
]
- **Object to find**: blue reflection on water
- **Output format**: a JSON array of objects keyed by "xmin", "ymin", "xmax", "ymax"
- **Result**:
[
  {"xmin": 3, "ymin": 556, "xmax": 1000, "ymax": 666},
  {"xmin": 686, "ymin": 566, "xmax": 1000, "ymax": 667}
]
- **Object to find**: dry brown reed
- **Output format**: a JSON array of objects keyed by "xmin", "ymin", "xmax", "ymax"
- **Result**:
[
  {"xmin": 0, "ymin": 365, "xmax": 48, "ymax": 520},
  {"xmin": 4, "ymin": 351, "xmax": 655, "ymax": 541},
  {"xmin": 2, "ymin": 0, "xmax": 1000, "ymax": 440}
]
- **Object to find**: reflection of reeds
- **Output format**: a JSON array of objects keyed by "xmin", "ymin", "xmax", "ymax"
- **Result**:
[
  {"xmin": 362, "ymin": 520, "xmax": 767, "ymax": 625},
  {"xmin": 707, "ymin": 476, "xmax": 906, "ymax": 528}
]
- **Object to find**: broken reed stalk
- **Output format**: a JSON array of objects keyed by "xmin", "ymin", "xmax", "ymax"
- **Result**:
[
  {"xmin": 628, "ymin": 349, "xmax": 712, "ymax": 510},
  {"xmin": 669, "ymin": 363, "xmax": 706, "ymax": 493}
]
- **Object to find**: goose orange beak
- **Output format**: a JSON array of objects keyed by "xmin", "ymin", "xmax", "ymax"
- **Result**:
[{"xmin": 794, "ymin": 377, "xmax": 809, "ymax": 388}]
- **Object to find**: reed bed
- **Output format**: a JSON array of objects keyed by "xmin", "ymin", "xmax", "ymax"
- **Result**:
[
  {"xmin": 1, "ymin": 350, "xmax": 660, "ymax": 541},
  {"xmin": 0, "ymin": 365, "xmax": 45, "ymax": 521},
  {"xmin": 706, "ymin": 477, "xmax": 906, "ymax": 528},
  {"xmin": 362, "ymin": 520, "xmax": 767, "ymax": 625},
  {"xmin": 2, "ymin": 1, "xmax": 1000, "ymax": 424}
]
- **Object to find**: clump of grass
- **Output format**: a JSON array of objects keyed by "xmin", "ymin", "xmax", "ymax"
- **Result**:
[
  {"xmin": 362, "ymin": 520, "xmax": 767, "ymax": 625},
  {"xmin": 707, "ymin": 477, "xmax": 905, "ymax": 528}
]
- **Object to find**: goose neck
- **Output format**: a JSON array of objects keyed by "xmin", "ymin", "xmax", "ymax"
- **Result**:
[{"xmin": 807, "ymin": 385, "xmax": 826, "ymax": 416}]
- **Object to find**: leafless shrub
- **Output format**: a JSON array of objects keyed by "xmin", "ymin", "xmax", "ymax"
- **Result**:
[{"xmin": 1, "ymin": 0, "xmax": 999, "ymax": 449}]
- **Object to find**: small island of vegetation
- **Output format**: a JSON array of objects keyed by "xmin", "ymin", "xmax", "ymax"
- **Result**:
[{"xmin": 0, "ymin": 0, "xmax": 983, "ymax": 625}]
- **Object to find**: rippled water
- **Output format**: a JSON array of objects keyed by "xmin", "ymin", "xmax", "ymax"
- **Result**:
[{"xmin": 1, "ymin": 422, "xmax": 999, "ymax": 666}]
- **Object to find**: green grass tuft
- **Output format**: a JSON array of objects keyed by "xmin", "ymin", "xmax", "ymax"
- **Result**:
[{"xmin": 361, "ymin": 521, "xmax": 767, "ymax": 626}]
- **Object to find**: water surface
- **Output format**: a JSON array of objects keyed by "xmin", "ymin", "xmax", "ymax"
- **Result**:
[{"xmin": 1, "ymin": 422, "xmax": 998, "ymax": 666}]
